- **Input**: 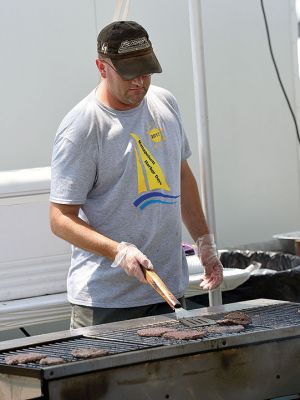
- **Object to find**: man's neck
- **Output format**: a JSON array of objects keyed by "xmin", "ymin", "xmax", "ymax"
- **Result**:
[{"xmin": 96, "ymin": 82, "xmax": 140, "ymax": 111}]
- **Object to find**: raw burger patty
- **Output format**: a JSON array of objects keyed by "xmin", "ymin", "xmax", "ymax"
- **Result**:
[
  {"xmin": 137, "ymin": 327, "xmax": 176, "ymax": 337},
  {"xmin": 163, "ymin": 329, "xmax": 206, "ymax": 340},
  {"xmin": 206, "ymin": 324, "xmax": 245, "ymax": 334},
  {"xmin": 5, "ymin": 352, "xmax": 47, "ymax": 365},
  {"xmin": 39, "ymin": 357, "xmax": 66, "ymax": 365},
  {"xmin": 217, "ymin": 311, "xmax": 252, "ymax": 326},
  {"xmin": 71, "ymin": 348, "xmax": 109, "ymax": 359}
]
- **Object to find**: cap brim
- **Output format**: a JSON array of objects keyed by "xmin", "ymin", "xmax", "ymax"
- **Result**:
[{"xmin": 111, "ymin": 51, "xmax": 162, "ymax": 80}]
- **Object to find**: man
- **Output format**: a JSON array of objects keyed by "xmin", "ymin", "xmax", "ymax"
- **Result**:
[{"xmin": 50, "ymin": 20, "xmax": 223, "ymax": 328}]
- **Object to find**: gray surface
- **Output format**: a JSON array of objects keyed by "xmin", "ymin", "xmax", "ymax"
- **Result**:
[{"xmin": 225, "ymin": 238, "xmax": 297, "ymax": 254}]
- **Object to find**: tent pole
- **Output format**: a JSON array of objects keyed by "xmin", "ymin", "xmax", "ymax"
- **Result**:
[{"xmin": 188, "ymin": 0, "xmax": 217, "ymax": 240}]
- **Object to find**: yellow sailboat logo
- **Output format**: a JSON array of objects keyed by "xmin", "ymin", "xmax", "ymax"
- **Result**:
[{"xmin": 131, "ymin": 133, "xmax": 170, "ymax": 193}]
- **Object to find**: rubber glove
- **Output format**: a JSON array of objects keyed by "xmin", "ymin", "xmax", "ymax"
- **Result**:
[
  {"xmin": 112, "ymin": 242, "xmax": 153, "ymax": 283},
  {"xmin": 196, "ymin": 234, "xmax": 223, "ymax": 290}
]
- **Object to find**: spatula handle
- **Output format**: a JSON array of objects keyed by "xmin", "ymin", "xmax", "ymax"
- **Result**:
[{"xmin": 141, "ymin": 266, "xmax": 180, "ymax": 310}]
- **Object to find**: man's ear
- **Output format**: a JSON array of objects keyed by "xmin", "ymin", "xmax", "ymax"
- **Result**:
[{"xmin": 96, "ymin": 59, "xmax": 106, "ymax": 78}]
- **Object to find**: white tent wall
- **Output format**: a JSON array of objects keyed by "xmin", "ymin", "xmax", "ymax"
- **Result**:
[
  {"xmin": 0, "ymin": 0, "xmax": 299, "ymax": 248},
  {"xmin": 200, "ymin": 0, "xmax": 300, "ymax": 247}
]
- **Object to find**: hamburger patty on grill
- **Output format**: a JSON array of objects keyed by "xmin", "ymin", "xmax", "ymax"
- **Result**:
[
  {"xmin": 163, "ymin": 329, "xmax": 206, "ymax": 340},
  {"xmin": 5, "ymin": 352, "xmax": 47, "ymax": 365},
  {"xmin": 39, "ymin": 357, "xmax": 66, "ymax": 365},
  {"xmin": 206, "ymin": 324, "xmax": 245, "ymax": 334},
  {"xmin": 217, "ymin": 311, "xmax": 252, "ymax": 326},
  {"xmin": 71, "ymin": 348, "xmax": 109, "ymax": 359},
  {"xmin": 137, "ymin": 327, "xmax": 176, "ymax": 337}
]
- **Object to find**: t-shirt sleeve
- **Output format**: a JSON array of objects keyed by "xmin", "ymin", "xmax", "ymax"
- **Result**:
[
  {"xmin": 167, "ymin": 91, "xmax": 192, "ymax": 160},
  {"xmin": 148, "ymin": 86, "xmax": 192, "ymax": 161},
  {"xmin": 50, "ymin": 134, "xmax": 97, "ymax": 205},
  {"xmin": 180, "ymin": 125, "xmax": 192, "ymax": 161}
]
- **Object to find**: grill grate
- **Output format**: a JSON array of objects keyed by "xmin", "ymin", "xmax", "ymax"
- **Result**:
[
  {"xmin": 202, "ymin": 303, "xmax": 300, "ymax": 328},
  {"xmin": 0, "ymin": 336, "xmax": 155, "ymax": 370},
  {"xmin": 90, "ymin": 302, "xmax": 300, "ymax": 346},
  {"xmin": 0, "ymin": 302, "xmax": 299, "ymax": 371},
  {"xmin": 85, "ymin": 316, "xmax": 269, "ymax": 347},
  {"xmin": 86, "ymin": 323, "xmax": 269, "ymax": 346}
]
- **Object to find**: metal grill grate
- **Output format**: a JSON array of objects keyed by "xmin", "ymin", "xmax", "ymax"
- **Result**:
[
  {"xmin": 202, "ymin": 303, "xmax": 300, "ymax": 328},
  {"xmin": 0, "ymin": 336, "xmax": 155, "ymax": 370},
  {"xmin": 84, "ymin": 316, "xmax": 269, "ymax": 347},
  {"xmin": 85, "ymin": 320, "xmax": 180, "ymax": 346},
  {"xmin": 0, "ymin": 302, "xmax": 299, "ymax": 371}
]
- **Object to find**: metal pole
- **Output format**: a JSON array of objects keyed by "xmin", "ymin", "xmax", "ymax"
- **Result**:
[
  {"xmin": 188, "ymin": 0, "xmax": 217, "ymax": 238},
  {"xmin": 188, "ymin": 0, "xmax": 222, "ymax": 306}
]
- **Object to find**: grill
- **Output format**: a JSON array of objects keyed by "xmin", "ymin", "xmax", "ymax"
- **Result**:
[{"xmin": 1, "ymin": 299, "xmax": 300, "ymax": 400}]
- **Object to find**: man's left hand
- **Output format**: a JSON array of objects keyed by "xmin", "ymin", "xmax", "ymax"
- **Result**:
[{"xmin": 196, "ymin": 234, "xmax": 223, "ymax": 290}]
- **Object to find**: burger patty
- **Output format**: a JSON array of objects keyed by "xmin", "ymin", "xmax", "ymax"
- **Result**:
[
  {"xmin": 217, "ymin": 311, "xmax": 252, "ymax": 326},
  {"xmin": 5, "ymin": 352, "xmax": 47, "ymax": 365},
  {"xmin": 137, "ymin": 327, "xmax": 176, "ymax": 337},
  {"xmin": 206, "ymin": 324, "xmax": 245, "ymax": 334},
  {"xmin": 39, "ymin": 357, "xmax": 66, "ymax": 365},
  {"xmin": 71, "ymin": 348, "xmax": 109, "ymax": 359},
  {"xmin": 162, "ymin": 329, "xmax": 206, "ymax": 340}
]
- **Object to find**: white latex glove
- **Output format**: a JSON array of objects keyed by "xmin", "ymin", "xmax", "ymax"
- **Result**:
[
  {"xmin": 196, "ymin": 234, "xmax": 223, "ymax": 290},
  {"xmin": 111, "ymin": 242, "xmax": 153, "ymax": 283}
]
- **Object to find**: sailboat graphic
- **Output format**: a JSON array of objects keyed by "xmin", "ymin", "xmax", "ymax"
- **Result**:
[{"xmin": 131, "ymin": 133, "xmax": 179, "ymax": 209}]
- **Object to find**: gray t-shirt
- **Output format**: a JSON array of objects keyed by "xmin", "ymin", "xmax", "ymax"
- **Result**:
[{"xmin": 50, "ymin": 85, "xmax": 192, "ymax": 308}]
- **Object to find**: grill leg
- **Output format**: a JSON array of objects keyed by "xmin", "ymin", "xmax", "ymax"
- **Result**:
[
  {"xmin": 20, "ymin": 327, "xmax": 31, "ymax": 337},
  {"xmin": 208, "ymin": 287, "xmax": 222, "ymax": 306}
]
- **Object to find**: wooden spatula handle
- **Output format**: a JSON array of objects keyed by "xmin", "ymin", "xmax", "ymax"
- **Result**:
[{"xmin": 141, "ymin": 266, "xmax": 180, "ymax": 310}]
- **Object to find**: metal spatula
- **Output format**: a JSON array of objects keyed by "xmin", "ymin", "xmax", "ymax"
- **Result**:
[{"xmin": 141, "ymin": 266, "xmax": 193, "ymax": 320}]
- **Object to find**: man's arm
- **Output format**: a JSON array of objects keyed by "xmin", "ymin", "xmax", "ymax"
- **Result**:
[
  {"xmin": 49, "ymin": 202, "xmax": 118, "ymax": 260},
  {"xmin": 180, "ymin": 160, "xmax": 223, "ymax": 290},
  {"xmin": 49, "ymin": 202, "xmax": 152, "ymax": 282},
  {"xmin": 180, "ymin": 160, "xmax": 209, "ymax": 241}
]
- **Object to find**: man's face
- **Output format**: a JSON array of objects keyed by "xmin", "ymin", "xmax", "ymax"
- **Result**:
[{"xmin": 99, "ymin": 59, "xmax": 151, "ymax": 110}]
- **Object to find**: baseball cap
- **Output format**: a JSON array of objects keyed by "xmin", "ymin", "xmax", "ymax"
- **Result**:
[{"xmin": 97, "ymin": 21, "xmax": 162, "ymax": 80}]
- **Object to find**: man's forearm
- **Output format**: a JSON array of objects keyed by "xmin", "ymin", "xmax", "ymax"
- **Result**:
[
  {"xmin": 181, "ymin": 162, "xmax": 223, "ymax": 290},
  {"xmin": 50, "ymin": 203, "xmax": 118, "ymax": 260},
  {"xmin": 181, "ymin": 161, "xmax": 209, "ymax": 241}
]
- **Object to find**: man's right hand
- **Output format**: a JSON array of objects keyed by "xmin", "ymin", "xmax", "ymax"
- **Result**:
[{"xmin": 112, "ymin": 242, "xmax": 153, "ymax": 283}]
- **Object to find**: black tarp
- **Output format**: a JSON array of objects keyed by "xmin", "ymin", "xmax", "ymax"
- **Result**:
[{"xmin": 187, "ymin": 250, "xmax": 300, "ymax": 308}]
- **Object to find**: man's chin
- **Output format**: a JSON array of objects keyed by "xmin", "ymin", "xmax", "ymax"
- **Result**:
[{"xmin": 126, "ymin": 94, "xmax": 146, "ymax": 106}]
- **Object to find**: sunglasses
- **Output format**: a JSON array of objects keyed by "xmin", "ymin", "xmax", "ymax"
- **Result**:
[{"xmin": 101, "ymin": 60, "xmax": 152, "ymax": 81}]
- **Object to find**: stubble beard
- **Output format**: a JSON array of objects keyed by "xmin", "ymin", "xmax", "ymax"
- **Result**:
[{"xmin": 124, "ymin": 87, "xmax": 148, "ymax": 106}]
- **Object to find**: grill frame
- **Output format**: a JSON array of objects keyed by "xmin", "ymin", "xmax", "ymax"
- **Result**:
[
  {"xmin": 0, "ymin": 299, "xmax": 300, "ymax": 380},
  {"xmin": 1, "ymin": 299, "xmax": 300, "ymax": 400},
  {"xmin": 44, "ymin": 324, "xmax": 300, "ymax": 381},
  {"xmin": 47, "ymin": 334, "xmax": 300, "ymax": 400}
]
